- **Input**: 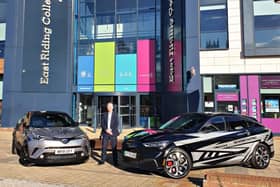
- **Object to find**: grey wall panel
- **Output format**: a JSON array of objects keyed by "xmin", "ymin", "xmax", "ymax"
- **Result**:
[
  {"xmin": 2, "ymin": 0, "xmax": 74, "ymax": 127},
  {"xmin": 3, "ymin": 93, "xmax": 72, "ymax": 127},
  {"xmin": 185, "ymin": 0, "xmax": 202, "ymax": 112}
]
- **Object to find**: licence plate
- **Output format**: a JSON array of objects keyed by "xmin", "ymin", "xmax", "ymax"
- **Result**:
[
  {"xmin": 124, "ymin": 151, "xmax": 137, "ymax": 159},
  {"xmin": 54, "ymin": 149, "xmax": 75, "ymax": 155}
]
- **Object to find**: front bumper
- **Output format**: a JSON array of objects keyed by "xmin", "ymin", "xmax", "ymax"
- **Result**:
[
  {"xmin": 122, "ymin": 142, "xmax": 165, "ymax": 171},
  {"xmin": 27, "ymin": 138, "xmax": 91, "ymax": 164}
]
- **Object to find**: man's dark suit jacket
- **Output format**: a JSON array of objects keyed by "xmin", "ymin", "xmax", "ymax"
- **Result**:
[{"xmin": 101, "ymin": 112, "xmax": 120, "ymax": 137}]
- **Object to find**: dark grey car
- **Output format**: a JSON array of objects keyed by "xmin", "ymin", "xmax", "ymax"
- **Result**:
[{"xmin": 12, "ymin": 111, "xmax": 91, "ymax": 166}]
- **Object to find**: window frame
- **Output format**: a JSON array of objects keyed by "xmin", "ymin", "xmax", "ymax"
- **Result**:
[
  {"xmin": 242, "ymin": 0, "xmax": 280, "ymax": 56},
  {"xmin": 200, "ymin": 0, "xmax": 229, "ymax": 50}
]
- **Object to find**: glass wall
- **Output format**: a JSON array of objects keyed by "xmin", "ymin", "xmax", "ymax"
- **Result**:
[
  {"xmin": 200, "ymin": 0, "xmax": 228, "ymax": 50},
  {"xmin": 75, "ymin": 0, "xmax": 160, "ymax": 87},
  {"xmin": 253, "ymin": 0, "xmax": 280, "ymax": 48},
  {"xmin": 74, "ymin": 0, "xmax": 161, "ymax": 128}
]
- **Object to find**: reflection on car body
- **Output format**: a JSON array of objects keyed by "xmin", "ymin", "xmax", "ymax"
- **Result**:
[
  {"xmin": 122, "ymin": 113, "xmax": 274, "ymax": 179},
  {"xmin": 12, "ymin": 111, "xmax": 91, "ymax": 166}
]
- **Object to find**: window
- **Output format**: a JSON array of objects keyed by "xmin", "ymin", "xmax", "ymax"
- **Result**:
[
  {"xmin": 200, "ymin": 0, "xmax": 228, "ymax": 49},
  {"xmin": 0, "ymin": 41, "xmax": 4, "ymax": 58},
  {"xmin": 96, "ymin": 0, "xmax": 115, "ymax": 39},
  {"xmin": 215, "ymin": 75, "xmax": 239, "ymax": 90},
  {"xmin": 246, "ymin": 119, "xmax": 262, "ymax": 129},
  {"xmin": 253, "ymin": 0, "xmax": 280, "ymax": 48},
  {"xmin": 261, "ymin": 95, "xmax": 280, "ymax": 118},
  {"xmin": 0, "ymin": 23, "xmax": 6, "ymax": 58},
  {"xmin": 160, "ymin": 114, "xmax": 207, "ymax": 131},
  {"xmin": 201, "ymin": 116, "xmax": 225, "ymax": 132},
  {"xmin": 242, "ymin": 0, "xmax": 280, "ymax": 56},
  {"xmin": 226, "ymin": 116, "xmax": 248, "ymax": 131}
]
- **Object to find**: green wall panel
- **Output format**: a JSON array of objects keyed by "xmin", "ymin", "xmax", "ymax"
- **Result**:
[{"xmin": 94, "ymin": 42, "xmax": 115, "ymax": 92}]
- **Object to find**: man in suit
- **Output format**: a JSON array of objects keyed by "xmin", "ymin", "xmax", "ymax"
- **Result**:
[{"xmin": 100, "ymin": 102, "xmax": 120, "ymax": 166}]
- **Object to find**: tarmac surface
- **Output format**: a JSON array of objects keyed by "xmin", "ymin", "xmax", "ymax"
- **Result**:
[{"xmin": 0, "ymin": 128, "xmax": 279, "ymax": 187}]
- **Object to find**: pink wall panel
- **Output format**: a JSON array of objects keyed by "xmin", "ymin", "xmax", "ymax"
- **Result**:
[
  {"xmin": 240, "ymin": 76, "xmax": 248, "ymax": 115},
  {"xmin": 137, "ymin": 40, "xmax": 155, "ymax": 92},
  {"xmin": 248, "ymin": 75, "xmax": 261, "ymax": 122},
  {"xmin": 262, "ymin": 118, "xmax": 280, "ymax": 133}
]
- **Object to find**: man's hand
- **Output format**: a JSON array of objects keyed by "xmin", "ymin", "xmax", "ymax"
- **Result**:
[{"xmin": 106, "ymin": 129, "xmax": 113, "ymax": 135}]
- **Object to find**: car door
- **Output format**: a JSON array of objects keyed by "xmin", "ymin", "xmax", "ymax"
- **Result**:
[
  {"xmin": 223, "ymin": 115, "xmax": 255, "ymax": 164},
  {"xmin": 192, "ymin": 116, "xmax": 230, "ymax": 168}
]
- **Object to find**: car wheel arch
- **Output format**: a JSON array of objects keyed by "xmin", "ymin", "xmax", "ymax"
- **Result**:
[{"xmin": 164, "ymin": 145, "xmax": 194, "ymax": 168}]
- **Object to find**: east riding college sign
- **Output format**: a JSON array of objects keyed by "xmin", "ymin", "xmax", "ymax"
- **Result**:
[{"xmin": 22, "ymin": 0, "xmax": 69, "ymax": 92}]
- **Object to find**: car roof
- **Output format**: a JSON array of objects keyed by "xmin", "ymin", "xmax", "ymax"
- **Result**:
[{"xmin": 180, "ymin": 112, "xmax": 255, "ymax": 120}]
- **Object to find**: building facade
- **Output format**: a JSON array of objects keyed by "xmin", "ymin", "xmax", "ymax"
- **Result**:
[
  {"xmin": 200, "ymin": 0, "xmax": 280, "ymax": 133},
  {"xmin": 2, "ymin": 0, "xmax": 202, "ymax": 128}
]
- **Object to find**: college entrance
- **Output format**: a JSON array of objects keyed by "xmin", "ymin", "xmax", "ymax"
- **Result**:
[{"xmin": 76, "ymin": 94, "xmax": 160, "ymax": 131}]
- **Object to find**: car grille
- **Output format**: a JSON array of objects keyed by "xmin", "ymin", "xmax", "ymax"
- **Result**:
[{"xmin": 46, "ymin": 154, "xmax": 77, "ymax": 160}]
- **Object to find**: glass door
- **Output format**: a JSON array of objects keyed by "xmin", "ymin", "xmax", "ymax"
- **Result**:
[
  {"xmin": 96, "ymin": 96, "xmax": 118, "ymax": 128},
  {"xmin": 119, "ymin": 96, "xmax": 136, "ymax": 129}
]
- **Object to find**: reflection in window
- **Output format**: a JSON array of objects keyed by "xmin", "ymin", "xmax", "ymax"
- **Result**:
[
  {"xmin": 200, "ymin": 0, "xmax": 228, "ymax": 49},
  {"xmin": 116, "ymin": 39, "xmax": 136, "ymax": 54},
  {"xmin": 79, "ymin": 1, "xmax": 95, "ymax": 40},
  {"xmin": 96, "ymin": 0, "xmax": 115, "ymax": 39},
  {"xmin": 253, "ymin": 0, "xmax": 280, "ymax": 48},
  {"xmin": 116, "ymin": 13, "xmax": 137, "ymax": 38},
  {"xmin": 79, "ymin": 39, "xmax": 94, "ymax": 56}
]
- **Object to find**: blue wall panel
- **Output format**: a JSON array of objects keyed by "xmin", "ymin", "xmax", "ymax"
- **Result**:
[
  {"xmin": 115, "ymin": 54, "xmax": 137, "ymax": 92},
  {"xmin": 77, "ymin": 56, "xmax": 94, "ymax": 92}
]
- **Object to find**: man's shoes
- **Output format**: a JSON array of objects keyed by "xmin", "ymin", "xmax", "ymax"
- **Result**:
[{"xmin": 98, "ymin": 161, "xmax": 105, "ymax": 165}]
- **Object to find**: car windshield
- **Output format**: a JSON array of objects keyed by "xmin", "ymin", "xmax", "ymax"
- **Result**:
[
  {"xmin": 29, "ymin": 113, "xmax": 76, "ymax": 128},
  {"xmin": 159, "ymin": 114, "xmax": 208, "ymax": 131}
]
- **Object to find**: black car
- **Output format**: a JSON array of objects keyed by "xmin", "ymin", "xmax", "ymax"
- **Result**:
[
  {"xmin": 122, "ymin": 113, "xmax": 274, "ymax": 179},
  {"xmin": 12, "ymin": 111, "xmax": 91, "ymax": 166}
]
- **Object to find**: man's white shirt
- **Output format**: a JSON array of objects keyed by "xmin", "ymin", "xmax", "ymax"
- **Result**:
[{"xmin": 107, "ymin": 112, "xmax": 112, "ymax": 130}]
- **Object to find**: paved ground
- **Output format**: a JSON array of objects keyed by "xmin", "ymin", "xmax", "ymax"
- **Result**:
[{"xmin": 0, "ymin": 129, "xmax": 279, "ymax": 187}]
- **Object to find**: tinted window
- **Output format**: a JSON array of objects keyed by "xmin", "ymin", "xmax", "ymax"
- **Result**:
[
  {"xmin": 201, "ymin": 116, "xmax": 225, "ymax": 132},
  {"xmin": 246, "ymin": 119, "xmax": 262, "ymax": 128},
  {"xmin": 30, "ymin": 113, "xmax": 76, "ymax": 128},
  {"xmin": 200, "ymin": 0, "xmax": 228, "ymax": 49},
  {"xmin": 159, "ymin": 115, "xmax": 208, "ymax": 131},
  {"xmin": 226, "ymin": 116, "xmax": 248, "ymax": 131}
]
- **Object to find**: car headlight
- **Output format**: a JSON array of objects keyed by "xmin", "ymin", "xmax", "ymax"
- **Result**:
[
  {"xmin": 28, "ymin": 133, "xmax": 47, "ymax": 141},
  {"xmin": 143, "ymin": 141, "xmax": 170, "ymax": 150}
]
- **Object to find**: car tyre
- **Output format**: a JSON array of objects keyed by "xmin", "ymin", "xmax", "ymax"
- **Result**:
[
  {"xmin": 251, "ymin": 143, "xmax": 270, "ymax": 169},
  {"xmin": 164, "ymin": 148, "xmax": 192, "ymax": 179},
  {"xmin": 19, "ymin": 145, "xmax": 32, "ymax": 167},
  {"xmin": 11, "ymin": 137, "xmax": 17, "ymax": 154}
]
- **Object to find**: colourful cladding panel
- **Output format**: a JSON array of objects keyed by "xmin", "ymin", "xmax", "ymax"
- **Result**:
[
  {"xmin": 94, "ymin": 42, "xmax": 115, "ymax": 92},
  {"xmin": 77, "ymin": 56, "xmax": 94, "ymax": 92},
  {"xmin": 137, "ymin": 40, "xmax": 155, "ymax": 92},
  {"xmin": 115, "ymin": 54, "xmax": 137, "ymax": 92}
]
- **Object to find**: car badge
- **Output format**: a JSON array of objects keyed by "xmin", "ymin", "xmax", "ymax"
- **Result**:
[{"xmin": 61, "ymin": 138, "xmax": 69, "ymax": 144}]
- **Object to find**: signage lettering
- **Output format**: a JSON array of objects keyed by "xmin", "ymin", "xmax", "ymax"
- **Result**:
[
  {"xmin": 40, "ymin": 0, "xmax": 53, "ymax": 85},
  {"xmin": 168, "ymin": 0, "xmax": 175, "ymax": 83}
]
